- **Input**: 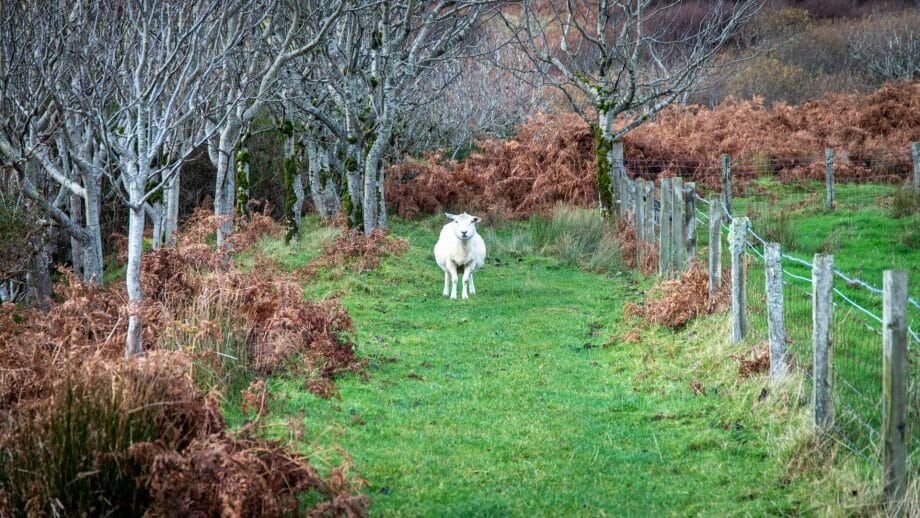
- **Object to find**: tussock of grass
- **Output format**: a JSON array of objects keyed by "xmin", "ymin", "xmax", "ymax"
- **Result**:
[
  {"xmin": 529, "ymin": 204, "xmax": 624, "ymax": 273},
  {"xmin": 888, "ymin": 185, "xmax": 920, "ymax": 219}
]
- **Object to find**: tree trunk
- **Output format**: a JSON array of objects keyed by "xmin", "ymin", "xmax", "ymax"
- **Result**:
[
  {"xmin": 235, "ymin": 137, "xmax": 251, "ymax": 219},
  {"xmin": 30, "ymin": 240, "xmax": 53, "ymax": 312},
  {"xmin": 376, "ymin": 159, "xmax": 387, "ymax": 229},
  {"xmin": 306, "ymin": 142, "xmax": 340, "ymax": 219},
  {"xmin": 343, "ymin": 145, "xmax": 364, "ymax": 228},
  {"xmin": 594, "ymin": 113, "xmax": 614, "ymax": 212},
  {"xmin": 212, "ymin": 123, "xmax": 241, "ymax": 251},
  {"xmin": 147, "ymin": 202, "xmax": 164, "ymax": 250},
  {"xmin": 362, "ymin": 118, "xmax": 394, "ymax": 235},
  {"xmin": 292, "ymin": 136, "xmax": 306, "ymax": 229},
  {"xmin": 125, "ymin": 197, "xmax": 145, "ymax": 358},
  {"xmin": 82, "ymin": 173, "xmax": 104, "ymax": 285},
  {"xmin": 361, "ymin": 156, "xmax": 378, "ymax": 235},
  {"xmin": 283, "ymin": 131, "xmax": 301, "ymax": 243},
  {"xmin": 163, "ymin": 172, "xmax": 180, "ymax": 248},
  {"xmin": 70, "ymin": 192, "xmax": 84, "ymax": 279}
]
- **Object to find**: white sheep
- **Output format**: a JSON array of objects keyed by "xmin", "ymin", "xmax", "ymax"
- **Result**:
[{"xmin": 434, "ymin": 212, "xmax": 486, "ymax": 300}]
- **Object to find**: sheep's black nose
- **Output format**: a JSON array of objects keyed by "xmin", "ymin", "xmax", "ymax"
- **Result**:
[{"xmin": 461, "ymin": 231, "xmax": 468, "ymax": 237}]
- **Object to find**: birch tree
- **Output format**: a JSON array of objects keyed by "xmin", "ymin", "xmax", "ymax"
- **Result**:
[
  {"xmin": 507, "ymin": 0, "xmax": 763, "ymax": 211},
  {"xmin": 300, "ymin": 0, "xmax": 495, "ymax": 234},
  {"xmin": 0, "ymin": 0, "xmax": 110, "ymax": 285},
  {"xmin": 89, "ymin": 0, "xmax": 229, "ymax": 357},
  {"xmin": 205, "ymin": 0, "xmax": 344, "ymax": 251}
]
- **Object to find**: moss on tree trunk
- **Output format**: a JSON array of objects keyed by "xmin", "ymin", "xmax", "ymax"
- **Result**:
[{"xmin": 593, "ymin": 124, "xmax": 614, "ymax": 211}]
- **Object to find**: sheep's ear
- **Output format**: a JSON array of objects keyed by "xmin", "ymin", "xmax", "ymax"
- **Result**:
[
  {"xmin": 472, "ymin": 216, "xmax": 481, "ymax": 224},
  {"xmin": 445, "ymin": 212, "xmax": 456, "ymax": 221}
]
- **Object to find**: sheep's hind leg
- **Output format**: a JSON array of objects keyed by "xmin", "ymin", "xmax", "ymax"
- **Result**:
[
  {"xmin": 461, "ymin": 266, "xmax": 471, "ymax": 299},
  {"xmin": 448, "ymin": 263, "xmax": 459, "ymax": 300},
  {"xmin": 469, "ymin": 271, "xmax": 476, "ymax": 295},
  {"xmin": 442, "ymin": 268, "xmax": 450, "ymax": 297}
]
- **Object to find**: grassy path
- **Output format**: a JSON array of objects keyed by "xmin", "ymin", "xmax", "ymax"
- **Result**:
[{"xmin": 239, "ymin": 219, "xmax": 799, "ymax": 516}]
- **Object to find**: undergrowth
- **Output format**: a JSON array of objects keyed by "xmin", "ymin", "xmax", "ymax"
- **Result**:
[
  {"xmin": 0, "ymin": 209, "xmax": 370, "ymax": 516},
  {"xmin": 386, "ymin": 82, "xmax": 920, "ymax": 219}
]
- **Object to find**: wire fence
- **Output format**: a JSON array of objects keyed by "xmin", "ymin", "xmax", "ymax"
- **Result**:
[{"xmin": 615, "ymin": 147, "xmax": 919, "ymax": 497}]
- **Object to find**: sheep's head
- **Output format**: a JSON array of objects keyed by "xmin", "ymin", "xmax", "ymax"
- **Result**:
[{"xmin": 446, "ymin": 212, "xmax": 481, "ymax": 241}]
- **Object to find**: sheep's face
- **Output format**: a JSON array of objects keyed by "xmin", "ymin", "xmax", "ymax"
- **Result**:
[{"xmin": 446, "ymin": 212, "xmax": 481, "ymax": 241}]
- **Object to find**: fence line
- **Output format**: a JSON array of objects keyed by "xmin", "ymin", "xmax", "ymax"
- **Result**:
[{"xmin": 612, "ymin": 143, "xmax": 919, "ymax": 508}]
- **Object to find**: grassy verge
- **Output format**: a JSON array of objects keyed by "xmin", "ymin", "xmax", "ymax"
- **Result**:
[
  {"xmin": 226, "ymin": 213, "xmax": 871, "ymax": 515},
  {"xmin": 695, "ymin": 180, "xmax": 919, "ymax": 506}
]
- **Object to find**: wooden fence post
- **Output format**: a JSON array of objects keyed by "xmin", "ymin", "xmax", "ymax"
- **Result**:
[
  {"xmin": 659, "ymin": 178, "xmax": 672, "ymax": 277},
  {"xmin": 672, "ymin": 177, "xmax": 685, "ymax": 274},
  {"xmin": 765, "ymin": 243, "xmax": 786, "ymax": 380},
  {"xmin": 911, "ymin": 142, "xmax": 919, "ymax": 191},
  {"xmin": 685, "ymin": 182, "xmax": 697, "ymax": 264},
  {"xmin": 619, "ymin": 171, "xmax": 629, "ymax": 218},
  {"xmin": 708, "ymin": 194, "xmax": 722, "ymax": 298},
  {"xmin": 882, "ymin": 270, "xmax": 908, "ymax": 508},
  {"xmin": 633, "ymin": 179, "xmax": 643, "ymax": 266},
  {"xmin": 825, "ymin": 148, "xmax": 835, "ymax": 210},
  {"xmin": 636, "ymin": 178, "xmax": 645, "ymax": 241},
  {"xmin": 730, "ymin": 216, "xmax": 748, "ymax": 343},
  {"xmin": 721, "ymin": 153, "xmax": 732, "ymax": 218},
  {"xmin": 644, "ymin": 181, "xmax": 655, "ymax": 244},
  {"xmin": 812, "ymin": 253, "xmax": 834, "ymax": 433}
]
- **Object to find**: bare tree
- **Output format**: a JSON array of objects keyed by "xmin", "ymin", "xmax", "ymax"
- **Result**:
[
  {"xmin": 506, "ymin": 0, "xmax": 763, "ymax": 210},
  {"xmin": 297, "ymin": 1, "xmax": 496, "ymax": 234},
  {"xmin": 848, "ymin": 11, "xmax": 920, "ymax": 86},
  {"xmin": 205, "ymin": 0, "xmax": 344, "ymax": 251},
  {"xmin": 85, "ymin": 0, "xmax": 230, "ymax": 357},
  {"xmin": 0, "ymin": 1, "xmax": 109, "ymax": 285}
]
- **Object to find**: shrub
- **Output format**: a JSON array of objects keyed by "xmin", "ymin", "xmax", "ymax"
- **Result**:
[
  {"xmin": 0, "ymin": 208, "xmax": 370, "ymax": 516},
  {"xmin": 0, "ymin": 354, "xmax": 367, "ymax": 517},
  {"xmin": 0, "ymin": 354, "xmax": 222, "ymax": 515}
]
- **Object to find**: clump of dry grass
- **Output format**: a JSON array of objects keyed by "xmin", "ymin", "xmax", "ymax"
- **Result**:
[{"xmin": 625, "ymin": 264, "xmax": 729, "ymax": 329}]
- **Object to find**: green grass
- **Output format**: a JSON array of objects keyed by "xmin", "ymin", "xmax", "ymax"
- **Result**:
[
  {"xmin": 224, "ymin": 216, "xmax": 841, "ymax": 516},
  {"xmin": 697, "ymin": 180, "xmax": 920, "ymax": 472}
]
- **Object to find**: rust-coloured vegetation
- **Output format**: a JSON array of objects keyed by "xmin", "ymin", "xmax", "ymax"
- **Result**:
[
  {"xmin": 387, "ymin": 112, "xmax": 596, "ymax": 220},
  {"xmin": 0, "ymin": 210, "xmax": 368, "ymax": 516},
  {"xmin": 301, "ymin": 228, "xmax": 410, "ymax": 278},
  {"xmin": 625, "ymin": 265, "xmax": 729, "ymax": 330},
  {"xmin": 387, "ymin": 82, "xmax": 920, "ymax": 218}
]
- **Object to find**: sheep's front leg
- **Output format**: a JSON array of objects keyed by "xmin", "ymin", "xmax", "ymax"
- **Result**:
[
  {"xmin": 469, "ymin": 271, "xmax": 476, "ymax": 295},
  {"xmin": 442, "ymin": 268, "xmax": 450, "ymax": 297},
  {"xmin": 448, "ymin": 263, "xmax": 459, "ymax": 300},
  {"xmin": 461, "ymin": 267, "xmax": 472, "ymax": 299}
]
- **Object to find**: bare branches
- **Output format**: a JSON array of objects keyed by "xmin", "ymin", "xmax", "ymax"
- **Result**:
[{"xmin": 508, "ymin": 0, "xmax": 764, "ymax": 138}]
